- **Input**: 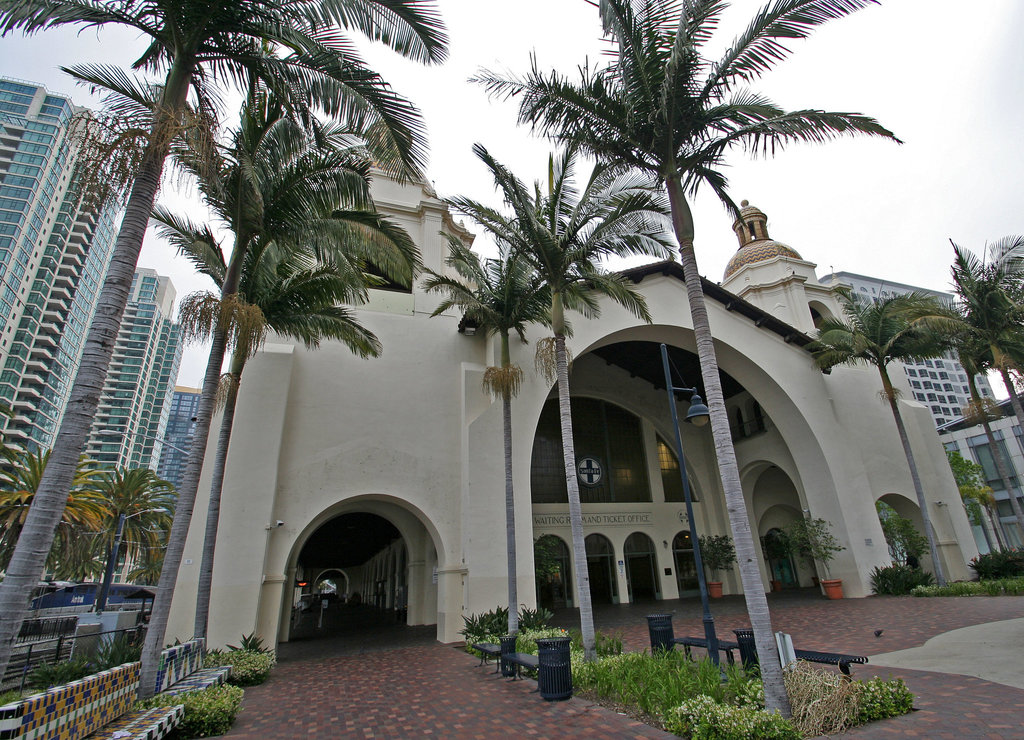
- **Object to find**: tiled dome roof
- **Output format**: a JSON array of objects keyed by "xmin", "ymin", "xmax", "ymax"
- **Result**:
[{"xmin": 723, "ymin": 201, "xmax": 801, "ymax": 279}]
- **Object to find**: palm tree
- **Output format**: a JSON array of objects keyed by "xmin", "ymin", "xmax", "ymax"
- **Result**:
[
  {"xmin": 477, "ymin": 0, "xmax": 898, "ymax": 713},
  {"xmin": 948, "ymin": 239, "xmax": 1024, "ymax": 537},
  {"xmin": 811, "ymin": 291, "xmax": 952, "ymax": 586},
  {"xmin": 454, "ymin": 144, "xmax": 672, "ymax": 659},
  {"xmin": 154, "ymin": 83, "xmax": 418, "ymax": 644},
  {"xmin": 0, "ymin": 450, "xmax": 105, "ymax": 572},
  {"xmin": 0, "ymin": 0, "xmax": 447, "ymax": 681},
  {"xmin": 422, "ymin": 239, "xmax": 549, "ymax": 635},
  {"xmin": 92, "ymin": 467, "xmax": 175, "ymax": 579}
]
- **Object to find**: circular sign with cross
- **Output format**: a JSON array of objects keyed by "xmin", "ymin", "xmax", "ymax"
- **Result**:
[{"xmin": 577, "ymin": 457, "xmax": 603, "ymax": 487}]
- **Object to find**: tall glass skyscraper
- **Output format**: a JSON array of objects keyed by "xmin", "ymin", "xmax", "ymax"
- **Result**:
[
  {"xmin": 0, "ymin": 78, "xmax": 119, "ymax": 450},
  {"xmin": 157, "ymin": 386, "xmax": 201, "ymax": 490},
  {"xmin": 84, "ymin": 269, "xmax": 182, "ymax": 471}
]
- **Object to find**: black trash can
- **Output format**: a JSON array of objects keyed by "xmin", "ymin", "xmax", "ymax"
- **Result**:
[
  {"xmin": 647, "ymin": 614, "xmax": 675, "ymax": 653},
  {"xmin": 537, "ymin": 637, "xmax": 573, "ymax": 701},
  {"xmin": 733, "ymin": 629, "xmax": 759, "ymax": 669},
  {"xmin": 499, "ymin": 635, "xmax": 518, "ymax": 677}
]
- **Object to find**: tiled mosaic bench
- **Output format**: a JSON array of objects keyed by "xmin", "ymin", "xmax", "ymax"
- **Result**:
[
  {"xmin": 0, "ymin": 662, "xmax": 182, "ymax": 740},
  {"xmin": 155, "ymin": 638, "xmax": 230, "ymax": 697}
]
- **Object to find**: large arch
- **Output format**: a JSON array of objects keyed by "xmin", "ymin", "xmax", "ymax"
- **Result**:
[{"xmin": 277, "ymin": 494, "xmax": 448, "ymax": 644}]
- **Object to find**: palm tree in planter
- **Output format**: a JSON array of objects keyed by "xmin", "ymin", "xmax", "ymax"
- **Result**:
[
  {"xmin": 785, "ymin": 517, "xmax": 845, "ymax": 598},
  {"xmin": 811, "ymin": 291, "xmax": 952, "ymax": 586},
  {"xmin": 0, "ymin": 0, "xmax": 447, "ymax": 681},
  {"xmin": 478, "ymin": 0, "xmax": 899, "ymax": 713},
  {"xmin": 453, "ymin": 144, "xmax": 672, "ymax": 659},
  {"xmin": 422, "ymin": 240, "xmax": 549, "ymax": 635},
  {"xmin": 697, "ymin": 534, "xmax": 736, "ymax": 599}
]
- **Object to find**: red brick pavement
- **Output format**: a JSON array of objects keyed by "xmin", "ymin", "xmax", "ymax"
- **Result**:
[{"xmin": 226, "ymin": 593, "xmax": 1024, "ymax": 738}]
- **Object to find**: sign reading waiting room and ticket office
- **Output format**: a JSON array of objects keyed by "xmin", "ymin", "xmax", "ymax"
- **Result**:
[{"xmin": 533, "ymin": 512, "xmax": 653, "ymax": 528}]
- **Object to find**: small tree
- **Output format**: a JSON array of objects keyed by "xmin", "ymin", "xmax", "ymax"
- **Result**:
[
  {"xmin": 875, "ymin": 502, "xmax": 928, "ymax": 567},
  {"xmin": 697, "ymin": 535, "xmax": 736, "ymax": 582},
  {"xmin": 947, "ymin": 450, "xmax": 1002, "ymax": 551},
  {"xmin": 786, "ymin": 518, "xmax": 845, "ymax": 580}
]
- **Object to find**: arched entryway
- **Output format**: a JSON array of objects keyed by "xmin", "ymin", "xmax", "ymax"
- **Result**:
[
  {"xmin": 876, "ymin": 493, "xmax": 933, "ymax": 572},
  {"xmin": 672, "ymin": 530, "xmax": 698, "ymax": 597},
  {"xmin": 624, "ymin": 532, "xmax": 659, "ymax": 601},
  {"xmin": 585, "ymin": 534, "xmax": 618, "ymax": 604},
  {"xmin": 280, "ymin": 498, "xmax": 444, "ymax": 645},
  {"xmin": 534, "ymin": 534, "xmax": 572, "ymax": 610}
]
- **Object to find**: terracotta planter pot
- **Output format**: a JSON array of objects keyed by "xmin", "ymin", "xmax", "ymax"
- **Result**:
[
  {"xmin": 708, "ymin": 581, "xmax": 723, "ymax": 598},
  {"xmin": 770, "ymin": 580, "xmax": 782, "ymax": 593},
  {"xmin": 821, "ymin": 578, "xmax": 844, "ymax": 600}
]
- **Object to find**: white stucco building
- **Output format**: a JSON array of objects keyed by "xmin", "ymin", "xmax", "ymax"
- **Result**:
[{"xmin": 166, "ymin": 182, "xmax": 979, "ymax": 649}]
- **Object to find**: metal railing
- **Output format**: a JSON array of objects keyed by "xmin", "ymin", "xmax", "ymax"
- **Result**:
[
  {"xmin": 16, "ymin": 616, "xmax": 78, "ymax": 645},
  {"xmin": 2, "ymin": 625, "xmax": 147, "ymax": 694}
]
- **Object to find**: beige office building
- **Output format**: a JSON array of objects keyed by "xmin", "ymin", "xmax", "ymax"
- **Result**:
[{"xmin": 166, "ymin": 181, "xmax": 978, "ymax": 649}]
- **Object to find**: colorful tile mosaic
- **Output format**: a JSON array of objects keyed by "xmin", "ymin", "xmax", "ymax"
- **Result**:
[
  {"xmin": 153, "ymin": 639, "xmax": 205, "ymax": 695},
  {"xmin": 0, "ymin": 662, "xmax": 176, "ymax": 740}
]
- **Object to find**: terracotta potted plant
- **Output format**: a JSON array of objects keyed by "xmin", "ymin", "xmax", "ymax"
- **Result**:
[
  {"xmin": 698, "ymin": 534, "xmax": 736, "ymax": 598},
  {"xmin": 786, "ymin": 517, "xmax": 846, "ymax": 599}
]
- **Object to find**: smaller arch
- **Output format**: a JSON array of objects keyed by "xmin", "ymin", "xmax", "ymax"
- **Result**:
[
  {"xmin": 624, "ymin": 532, "xmax": 659, "ymax": 602},
  {"xmin": 585, "ymin": 533, "xmax": 618, "ymax": 604},
  {"xmin": 534, "ymin": 535, "xmax": 572, "ymax": 610},
  {"xmin": 808, "ymin": 300, "xmax": 835, "ymax": 330},
  {"xmin": 672, "ymin": 530, "xmax": 698, "ymax": 596}
]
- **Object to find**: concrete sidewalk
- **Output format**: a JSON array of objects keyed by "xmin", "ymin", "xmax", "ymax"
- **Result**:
[{"xmin": 869, "ymin": 617, "xmax": 1024, "ymax": 690}]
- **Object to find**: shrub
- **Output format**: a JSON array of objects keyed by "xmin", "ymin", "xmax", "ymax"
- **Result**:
[
  {"xmin": 0, "ymin": 689, "xmax": 23, "ymax": 706},
  {"xmin": 911, "ymin": 577, "xmax": 1024, "ymax": 597},
  {"xmin": 206, "ymin": 649, "xmax": 276, "ymax": 686},
  {"xmin": 94, "ymin": 634, "xmax": 142, "ymax": 668},
  {"xmin": 516, "ymin": 628, "xmax": 569, "ymax": 655},
  {"xmin": 783, "ymin": 662, "xmax": 860, "ymax": 736},
  {"xmin": 855, "ymin": 676, "xmax": 914, "ymax": 723},
  {"xmin": 664, "ymin": 695, "xmax": 800, "ymax": 740},
  {"xmin": 969, "ymin": 549, "xmax": 1024, "ymax": 580},
  {"xmin": 460, "ymin": 605, "xmax": 555, "ymax": 646},
  {"xmin": 226, "ymin": 632, "xmax": 272, "ymax": 654},
  {"xmin": 567, "ymin": 628, "xmax": 623, "ymax": 658},
  {"xmin": 518, "ymin": 606, "xmax": 554, "ymax": 631},
  {"xmin": 697, "ymin": 535, "xmax": 736, "ymax": 580},
  {"xmin": 574, "ymin": 651, "xmax": 750, "ymax": 719},
  {"xmin": 870, "ymin": 564, "xmax": 934, "ymax": 595},
  {"xmin": 27, "ymin": 657, "xmax": 94, "ymax": 690},
  {"xmin": 143, "ymin": 684, "xmax": 244, "ymax": 738}
]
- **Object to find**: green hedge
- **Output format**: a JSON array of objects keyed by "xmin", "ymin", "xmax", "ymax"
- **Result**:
[
  {"xmin": 911, "ymin": 577, "xmax": 1024, "ymax": 597},
  {"xmin": 869, "ymin": 564, "xmax": 934, "ymax": 595},
  {"xmin": 142, "ymin": 684, "xmax": 244, "ymax": 739},
  {"xmin": 205, "ymin": 649, "xmax": 276, "ymax": 686},
  {"xmin": 665, "ymin": 695, "xmax": 799, "ymax": 740}
]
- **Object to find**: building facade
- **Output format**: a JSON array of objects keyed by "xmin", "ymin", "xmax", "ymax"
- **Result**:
[
  {"xmin": 819, "ymin": 271, "xmax": 994, "ymax": 428},
  {"xmin": 0, "ymin": 78, "xmax": 118, "ymax": 450},
  {"xmin": 939, "ymin": 401, "xmax": 1024, "ymax": 551},
  {"xmin": 166, "ymin": 183, "xmax": 978, "ymax": 649},
  {"xmin": 83, "ymin": 269, "xmax": 182, "ymax": 471},
  {"xmin": 157, "ymin": 386, "xmax": 201, "ymax": 490}
]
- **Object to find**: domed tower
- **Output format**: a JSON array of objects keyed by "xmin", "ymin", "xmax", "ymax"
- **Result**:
[{"xmin": 721, "ymin": 201, "xmax": 839, "ymax": 334}]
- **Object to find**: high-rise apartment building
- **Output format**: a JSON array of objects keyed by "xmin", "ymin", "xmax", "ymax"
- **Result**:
[
  {"xmin": 0, "ymin": 78, "xmax": 118, "ymax": 450},
  {"xmin": 83, "ymin": 269, "xmax": 182, "ymax": 471},
  {"xmin": 821, "ymin": 271, "xmax": 994, "ymax": 428},
  {"xmin": 157, "ymin": 386, "xmax": 200, "ymax": 490}
]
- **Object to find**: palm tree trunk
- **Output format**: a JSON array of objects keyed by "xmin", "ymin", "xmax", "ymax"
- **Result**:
[
  {"xmin": 878, "ymin": 368, "xmax": 947, "ymax": 586},
  {"xmin": 194, "ymin": 351, "xmax": 245, "ymax": 639},
  {"xmin": 503, "ymin": 388, "xmax": 518, "ymax": 635},
  {"xmin": 0, "ymin": 59, "xmax": 194, "ymax": 680},
  {"xmin": 139, "ymin": 243, "xmax": 247, "ymax": 699},
  {"xmin": 975, "ymin": 503, "xmax": 996, "ymax": 552},
  {"xmin": 665, "ymin": 178, "xmax": 790, "ymax": 715},
  {"xmin": 552, "ymin": 298, "xmax": 596, "ymax": 660},
  {"xmin": 987, "ymin": 504, "xmax": 1008, "ymax": 549}
]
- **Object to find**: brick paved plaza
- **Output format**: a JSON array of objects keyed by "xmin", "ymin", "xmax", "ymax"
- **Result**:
[{"xmin": 225, "ymin": 592, "xmax": 1024, "ymax": 738}]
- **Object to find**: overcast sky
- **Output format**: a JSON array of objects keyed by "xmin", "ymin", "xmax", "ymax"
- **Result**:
[{"xmin": 1, "ymin": 0, "xmax": 1022, "ymax": 386}]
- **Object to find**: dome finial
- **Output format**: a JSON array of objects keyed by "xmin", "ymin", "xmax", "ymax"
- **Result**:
[{"xmin": 740, "ymin": 199, "xmax": 749, "ymax": 207}]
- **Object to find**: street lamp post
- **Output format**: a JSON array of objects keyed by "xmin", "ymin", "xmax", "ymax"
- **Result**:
[
  {"xmin": 95, "ymin": 507, "xmax": 164, "ymax": 613},
  {"xmin": 659, "ymin": 343, "xmax": 721, "ymax": 666}
]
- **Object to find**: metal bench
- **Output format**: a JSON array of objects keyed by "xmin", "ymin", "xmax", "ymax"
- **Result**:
[
  {"xmin": 503, "ymin": 652, "xmax": 539, "ymax": 680},
  {"xmin": 0, "ymin": 662, "xmax": 182, "ymax": 740},
  {"xmin": 673, "ymin": 636, "xmax": 740, "ymax": 665},
  {"xmin": 470, "ymin": 642, "xmax": 501, "ymax": 672},
  {"xmin": 793, "ymin": 648, "xmax": 868, "ymax": 676}
]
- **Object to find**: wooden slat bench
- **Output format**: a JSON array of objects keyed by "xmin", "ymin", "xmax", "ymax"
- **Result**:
[
  {"xmin": 0, "ymin": 662, "xmax": 181, "ymax": 740},
  {"xmin": 155, "ymin": 638, "xmax": 231, "ymax": 696},
  {"xmin": 674, "ymin": 636, "xmax": 740, "ymax": 665}
]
